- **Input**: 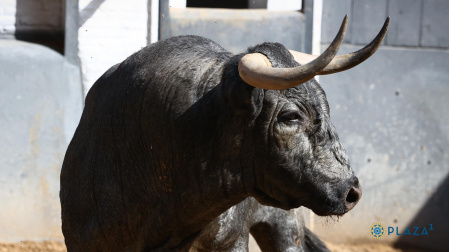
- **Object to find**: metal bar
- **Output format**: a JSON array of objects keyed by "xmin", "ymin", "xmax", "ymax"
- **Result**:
[
  {"xmin": 158, "ymin": 0, "xmax": 170, "ymax": 40},
  {"xmin": 64, "ymin": 0, "xmax": 80, "ymax": 65}
]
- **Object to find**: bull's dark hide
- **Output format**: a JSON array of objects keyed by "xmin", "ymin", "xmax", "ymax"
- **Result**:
[{"xmin": 60, "ymin": 35, "xmax": 359, "ymax": 251}]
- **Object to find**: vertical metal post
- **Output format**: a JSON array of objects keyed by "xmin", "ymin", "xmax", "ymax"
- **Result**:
[
  {"xmin": 147, "ymin": 0, "xmax": 152, "ymax": 44},
  {"xmin": 303, "ymin": 0, "xmax": 314, "ymax": 53},
  {"xmin": 158, "ymin": 0, "xmax": 170, "ymax": 40},
  {"xmin": 64, "ymin": 0, "xmax": 80, "ymax": 65}
]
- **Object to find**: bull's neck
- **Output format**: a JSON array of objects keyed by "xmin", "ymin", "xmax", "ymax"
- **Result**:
[
  {"xmin": 158, "ymin": 153, "xmax": 249, "ymax": 247},
  {"xmin": 164, "ymin": 100, "xmax": 252, "ymax": 246},
  {"xmin": 147, "ymin": 76, "xmax": 256, "ymax": 247}
]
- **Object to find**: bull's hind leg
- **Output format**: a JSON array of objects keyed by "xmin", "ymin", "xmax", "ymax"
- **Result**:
[{"xmin": 250, "ymin": 204, "xmax": 329, "ymax": 252}]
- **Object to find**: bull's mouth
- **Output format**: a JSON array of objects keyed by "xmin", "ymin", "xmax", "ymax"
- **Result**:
[
  {"xmin": 304, "ymin": 179, "xmax": 362, "ymax": 216},
  {"xmin": 251, "ymin": 175, "xmax": 362, "ymax": 215},
  {"xmin": 254, "ymin": 188, "xmax": 348, "ymax": 215},
  {"xmin": 254, "ymin": 189, "xmax": 355, "ymax": 216},
  {"xmin": 306, "ymin": 200, "xmax": 347, "ymax": 217}
]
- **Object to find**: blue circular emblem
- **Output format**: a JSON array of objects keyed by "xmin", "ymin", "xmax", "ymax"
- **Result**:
[{"xmin": 370, "ymin": 223, "xmax": 385, "ymax": 239}]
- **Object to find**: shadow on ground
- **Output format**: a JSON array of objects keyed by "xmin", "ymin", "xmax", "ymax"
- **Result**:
[{"xmin": 394, "ymin": 174, "xmax": 449, "ymax": 252}]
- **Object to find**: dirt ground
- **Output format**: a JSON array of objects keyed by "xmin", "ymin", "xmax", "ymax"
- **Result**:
[
  {"xmin": 0, "ymin": 241, "xmax": 428, "ymax": 252},
  {"xmin": 325, "ymin": 243, "xmax": 426, "ymax": 252},
  {"xmin": 0, "ymin": 241, "xmax": 65, "ymax": 252}
]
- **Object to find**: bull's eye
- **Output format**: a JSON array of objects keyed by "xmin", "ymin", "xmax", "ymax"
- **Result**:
[{"xmin": 279, "ymin": 111, "xmax": 301, "ymax": 123}]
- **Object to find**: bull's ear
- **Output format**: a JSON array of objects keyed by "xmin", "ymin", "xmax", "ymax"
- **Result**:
[
  {"xmin": 221, "ymin": 56, "xmax": 264, "ymax": 117},
  {"xmin": 225, "ymin": 82, "xmax": 264, "ymax": 116}
]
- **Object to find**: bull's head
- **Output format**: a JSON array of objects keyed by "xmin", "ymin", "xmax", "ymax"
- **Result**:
[{"xmin": 236, "ymin": 16, "xmax": 389, "ymax": 216}]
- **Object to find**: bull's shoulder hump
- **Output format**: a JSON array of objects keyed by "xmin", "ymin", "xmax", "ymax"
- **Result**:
[
  {"xmin": 129, "ymin": 35, "xmax": 232, "ymax": 66},
  {"xmin": 159, "ymin": 35, "xmax": 230, "ymax": 54}
]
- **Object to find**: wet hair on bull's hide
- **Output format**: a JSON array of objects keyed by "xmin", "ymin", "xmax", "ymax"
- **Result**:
[
  {"xmin": 236, "ymin": 41, "xmax": 353, "ymax": 216},
  {"xmin": 247, "ymin": 42, "xmax": 349, "ymax": 165}
]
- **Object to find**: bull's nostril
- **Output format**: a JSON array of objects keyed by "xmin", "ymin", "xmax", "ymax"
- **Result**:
[
  {"xmin": 345, "ymin": 177, "xmax": 362, "ymax": 212},
  {"xmin": 346, "ymin": 187, "xmax": 359, "ymax": 203}
]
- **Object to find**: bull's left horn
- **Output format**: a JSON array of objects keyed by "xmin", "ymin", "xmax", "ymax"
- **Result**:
[
  {"xmin": 238, "ymin": 16, "xmax": 348, "ymax": 90},
  {"xmin": 290, "ymin": 17, "xmax": 390, "ymax": 75}
]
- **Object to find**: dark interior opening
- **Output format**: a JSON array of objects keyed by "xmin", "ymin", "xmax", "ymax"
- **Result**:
[
  {"xmin": 15, "ymin": 0, "xmax": 65, "ymax": 54},
  {"xmin": 186, "ymin": 0, "xmax": 267, "ymax": 9},
  {"xmin": 15, "ymin": 31, "xmax": 65, "ymax": 54}
]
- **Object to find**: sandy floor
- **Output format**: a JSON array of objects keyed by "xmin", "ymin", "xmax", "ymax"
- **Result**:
[
  {"xmin": 0, "ymin": 241, "xmax": 427, "ymax": 252},
  {"xmin": 325, "ymin": 243, "xmax": 425, "ymax": 252},
  {"xmin": 0, "ymin": 241, "xmax": 66, "ymax": 252}
]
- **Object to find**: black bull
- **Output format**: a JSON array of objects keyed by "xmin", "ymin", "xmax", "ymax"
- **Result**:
[{"xmin": 60, "ymin": 17, "xmax": 389, "ymax": 251}]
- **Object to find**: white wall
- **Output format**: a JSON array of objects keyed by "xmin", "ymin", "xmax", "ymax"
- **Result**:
[
  {"xmin": 0, "ymin": 0, "xmax": 16, "ymax": 37},
  {"xmin": 78, "ymin": 0, "xmax": 148, "ymax": 95},
  {"xmin": 267, "ymin": 0, "xmax": 301, "ymax": 11}
]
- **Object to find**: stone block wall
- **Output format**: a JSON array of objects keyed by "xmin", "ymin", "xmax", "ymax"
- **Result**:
[{"xmin": 322, "ymin": 0, "xmax": 449, "ymax": 48}]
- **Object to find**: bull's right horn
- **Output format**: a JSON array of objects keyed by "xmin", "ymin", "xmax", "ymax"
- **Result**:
[{"xmin": 238, "ymin": 16, "xmax": 348, "ymax": 90}]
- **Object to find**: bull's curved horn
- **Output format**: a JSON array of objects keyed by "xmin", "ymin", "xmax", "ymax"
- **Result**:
[
  {"xmin": 290, "ymin": 17, "xmax": 390, "ymax": 75},
  {"xmin": 238, "ymin": 16, "xmax": 348, "ymax": 90}
]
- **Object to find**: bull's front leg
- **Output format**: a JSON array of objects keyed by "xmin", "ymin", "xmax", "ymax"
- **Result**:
[
  {"xmin": 190, "ymin": 198, "xmax": 256, "ymax": 252},
  {"xmin": 250, "ymin": 203, "xmax": 329, "ymax": 252}
]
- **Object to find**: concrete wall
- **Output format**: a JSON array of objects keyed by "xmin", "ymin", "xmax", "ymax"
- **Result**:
[
  {"xmin": 309, "ymin": 1, "xmax": 449, "ymax": 250},
  {"xmin": 0, "ymin": 0, "xmax": 83, "ymax": 242},
  {"xmin": 0, "ymin": 0, "xmax": 149, "ymax": 242},
  {"xmin": 0, "ymin": 39, "xmax": 83, "ymax": 242}
]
